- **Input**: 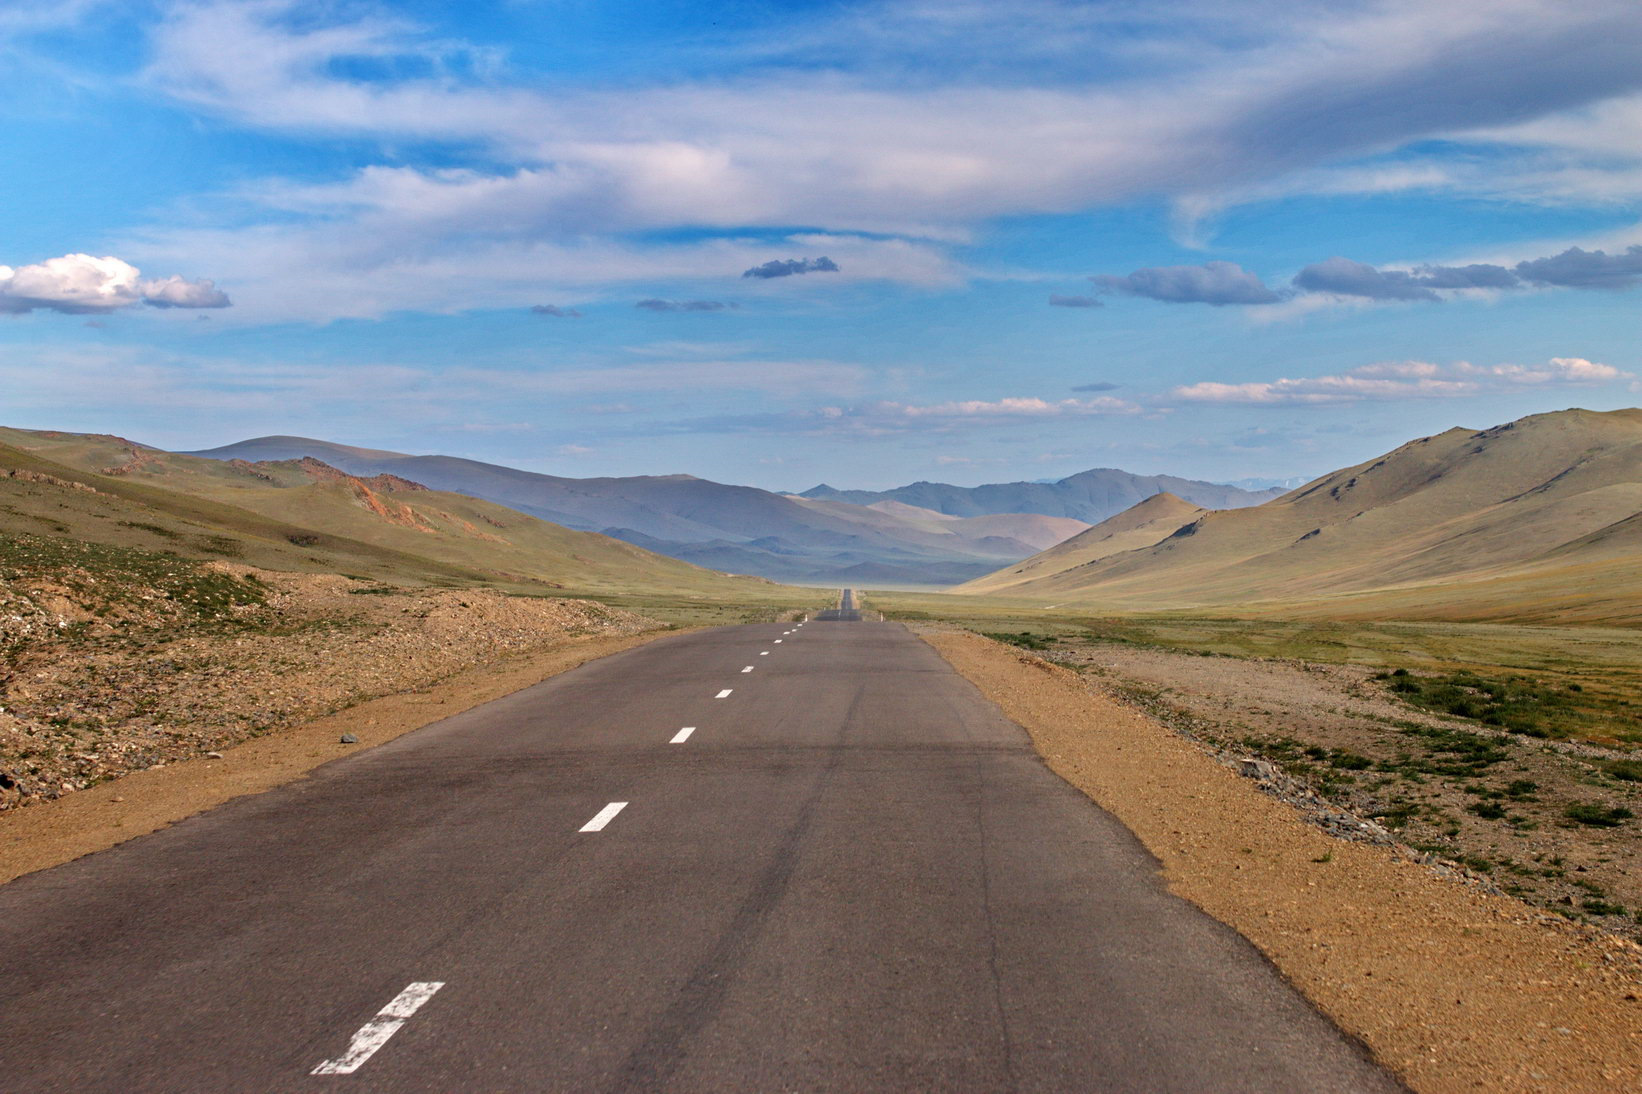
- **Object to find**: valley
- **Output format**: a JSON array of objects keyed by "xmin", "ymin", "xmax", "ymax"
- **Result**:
[{"xmin": 3, "ymin": 407, "xmax": 1640, "ymax": 1093}]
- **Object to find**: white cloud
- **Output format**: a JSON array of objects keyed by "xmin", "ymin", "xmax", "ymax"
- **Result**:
[
  {"xmin": 116, "ymin": 0, "xmax": 1642, "ymax": 319},
  {"xmin": 1168, "ymin": 357, "xmax": 1629, "ymax": 405},
  {"xmin": 0, "ymin": 253, "xmax": 229, "ymax": 314}
]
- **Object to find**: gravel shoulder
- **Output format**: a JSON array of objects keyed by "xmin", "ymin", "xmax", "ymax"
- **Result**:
[{"xmin": 925, "ymin": 629, "xmax": 1642, "ymax": 1093}]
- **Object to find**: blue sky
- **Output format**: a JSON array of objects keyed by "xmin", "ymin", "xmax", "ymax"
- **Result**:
[{"xmin": 2, "ymin": 1, "xmax": 1641, "ymax": 490}]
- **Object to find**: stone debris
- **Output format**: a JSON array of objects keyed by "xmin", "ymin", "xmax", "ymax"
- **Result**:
[{"xmin": 1, "ymin": 565, "xmax": 655, "ymax": 810}]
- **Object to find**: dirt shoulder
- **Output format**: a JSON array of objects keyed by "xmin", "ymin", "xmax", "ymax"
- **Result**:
[
  {"xmin": 0, "ymin": 627, "xmax": 678, "ymax": 885},
  {"xmin": 925, "ymin": 630, "xmax": 1642, "ymax": 1093},
  {"xmin": 1060, "ymin": 641, "xmax": 1642, "ymax": 939}
]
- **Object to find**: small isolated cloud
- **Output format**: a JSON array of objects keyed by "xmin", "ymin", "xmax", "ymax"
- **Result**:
[
  {"xmin": 741, "ymin": 256, "xmax": 840, "ymax": 280},
  {"xmin": 1168, "ymin": 357, "xmax": 1627, "ymax": 405},
  {"xmin": 531, "ymin": 304, "xmax": 582, "ymax": 318},
  {"xmin": 1072, "ymin": 381, "xmax": 1119, "ymax": 392},
  {"xmin": 1049, "ymin": 294, "xmax": 1103, "ymax": 308},
  {"xmin": 0, "ymin": 253, "xmax": 231, "ymax": 314},
  {"xmin": 555, "ymin": 444, "xmax": 593, "ymax": 456},
  {"xmin": 635, "ymin": 298, "xmax": 734, "ymax": 312},
  {"xmin": 1092, "ymin": 261, "xmax": 1281, "ymax": 306},
  {"xmin": 1514, "ymin": 245, "xmax": 1642, "ymax": 290}
]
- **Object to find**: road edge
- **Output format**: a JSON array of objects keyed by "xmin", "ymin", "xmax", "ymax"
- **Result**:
[
  {"xmin": 923, "ymin": 630, "xmax": 1642, "ymax": 1093},
  {"xmin": 0, "ymin": 627, "xmax": 687, "ymax": 886}
]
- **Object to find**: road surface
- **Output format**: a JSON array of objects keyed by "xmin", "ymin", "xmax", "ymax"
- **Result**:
[
  {"xmin": 815, "ymin": 587, "xmax": 861, "ymax": 621},
  {"xmin": 0, "ymin": 612, "xmax": 1400, "ymax": 1091}
]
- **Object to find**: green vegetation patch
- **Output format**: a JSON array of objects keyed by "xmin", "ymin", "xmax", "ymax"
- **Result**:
[
  {"xmin": 0, "ymin": 530, "xmax": 267, "ymax": 630},
  {"xmin": 1373, "ymin": 667, "xmax": 1632, "ymax": 742},
  {"xmin": 1564, "ymin": 803, "xmax": 1634, "ymax": 828}
]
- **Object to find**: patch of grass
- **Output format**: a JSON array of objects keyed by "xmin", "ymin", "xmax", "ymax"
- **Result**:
[
  {"xmin": 1373, "ymin": 668, "xmax": 1582, "ymax": 738},
  {"xmin": 1382, "ymin": 723, "xmax": 1510, "ymax": 778},
  {"xmin": 1604, "ymin": 759, "xmax": 1642, "ymax": 783},
  {"xmin": 1564, "ymin": 803, "xmax": 1634, "ymax": 828}
]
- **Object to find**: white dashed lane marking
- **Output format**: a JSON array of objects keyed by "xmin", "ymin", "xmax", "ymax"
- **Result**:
[
  {"xmin": 760, "ymin": 651, "xmax": 769, "ymax": 656},
  {"xmin": 671, "ymin": 727, "xmax": 695, "ymax": 744},
  {"xmin": 311, "ymin": 982, "xmax": 444, "ymax": 1076},
  {"xmin": 579, "ymin": 802, "xmax": 628, "ymax": 832},
  {"xmin": 741, "ymin": 666, "xmax": 754, "ymax": 673},
  {"xmin": 716, "ymin": 689, "xmax": 733, "ymax": 699}
]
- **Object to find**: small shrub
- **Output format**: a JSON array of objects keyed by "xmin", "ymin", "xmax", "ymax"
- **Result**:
[{"xmin": 1564, "ymin": 803, "xmax": 1634, "ymax": 828}]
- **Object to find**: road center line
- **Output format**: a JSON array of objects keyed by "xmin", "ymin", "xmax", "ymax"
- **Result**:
[
  {"xmin": 670, "ymin": 727, "xmax": 695, "ymax": 744},
  {"xmin": 716, "ymin": 688, "xmax": 733, "ymax": 698},
  {"xmin": 741, "ymin": 665, "xmax": 754, "ymax": 673},
  {"xmin": 774, "ymin": 640, "xmax": 782, "ymax": 644},
  {"xmin": 311, "ymin": 982, "xmax": 444, "ymax": 1075},
  {"xmin": 759, "ymin": 651, "xmax": 769, "ymax": 655},
  {"xmin": 580, "ymin": 802, "xmax": 628, "ymax": 832}
]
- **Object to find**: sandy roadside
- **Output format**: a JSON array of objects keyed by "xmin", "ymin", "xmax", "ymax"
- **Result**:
[
  {"xmin": 926, "ymin": 630, "xmax": 1642, "ymax": 1094},
  {"xmin": 0, "ymin": 628, "xmax": 683, "ymax": 885}
]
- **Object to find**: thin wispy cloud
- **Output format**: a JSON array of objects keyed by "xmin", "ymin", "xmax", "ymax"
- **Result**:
[
  {"xmin": 635, "ymin": 299, "xmax": 734, "ymax": 312},
  {"xmin": 1168, "ymin": 358, "xmax": 1628, "ymax": 405}
]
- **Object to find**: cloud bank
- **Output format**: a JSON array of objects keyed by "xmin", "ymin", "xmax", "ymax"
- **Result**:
[
  {"xmin": 1095, "ymin": 243, "xmax": 1642, "ymax": 310},
  {"xmin": 108, "ymin": 0, "xmax": 1642, "ymax": 320},
  {"xmin": 0, "ymin": 254, "xmax": 229, "ymax": 314}
]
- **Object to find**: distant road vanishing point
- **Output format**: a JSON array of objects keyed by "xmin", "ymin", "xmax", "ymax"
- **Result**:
[{"xmin": 0, "ymin": 602, "xmax": 1398, "ymax": 1091}]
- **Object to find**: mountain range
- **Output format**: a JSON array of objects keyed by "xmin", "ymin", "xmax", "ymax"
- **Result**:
[
  {"xmin": 799, "ymin": 471, "xmax": 1283, "ymax": 520},
  {"xmin": 182, "ymin": 437, "xmax": 1276, "ymax": 585},
  {"xmin": 962, "ymin": 408, "xmax": 1642, "ymax": 625}
]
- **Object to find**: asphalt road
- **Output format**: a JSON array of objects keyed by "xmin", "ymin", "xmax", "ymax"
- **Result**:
[
  {"xmin": 815, "ymin": 587, "xmax": 861, "ymax": 621},
  {"xmin": 0, "ymin": 613, "xmax": 1401, "ymax": 1092}
]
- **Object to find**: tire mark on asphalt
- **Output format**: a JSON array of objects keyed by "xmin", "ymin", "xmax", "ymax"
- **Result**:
[{"xmin": 607, "ymin": 685, "xmax": 864, "ymax": 1091}]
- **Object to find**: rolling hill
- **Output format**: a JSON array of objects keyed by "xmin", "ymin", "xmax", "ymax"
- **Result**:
[
  {"xmin": 960, "ymin": 408, "xmax": 1642, "ymax": 624},
  {"xmin": 184, "ymin": 436, "xmax": 1089, "ymax": 585},
  {"xmin": 800, "ymin": 469, "xmax": 1282, "ymax": 520},
  {"xmin": 958, "ymin": 492, "xmax": 1206, "ymax": 595},
  {"xmin": 0, "ymin": 427, "xmax": 772, "ymax": 598}
]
